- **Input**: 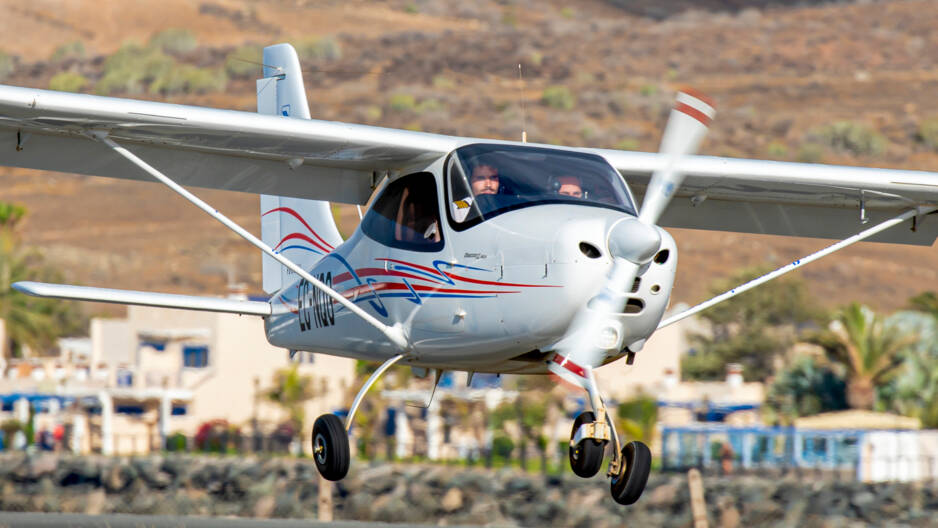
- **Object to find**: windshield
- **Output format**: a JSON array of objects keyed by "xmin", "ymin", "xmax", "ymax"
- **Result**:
[{"xmin": 446, "ymin": 144, "xmax": 636, "ymax": 229}]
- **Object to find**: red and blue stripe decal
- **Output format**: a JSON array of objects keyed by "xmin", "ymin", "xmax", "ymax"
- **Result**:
[{"xmin": 275, "ymin": 255, "xmax": 558, "ymax": 318}]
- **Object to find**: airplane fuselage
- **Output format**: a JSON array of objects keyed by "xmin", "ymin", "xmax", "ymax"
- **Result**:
[{"xmin": 264, "ymin": 147, "xmax": 678, "ymax": 373}]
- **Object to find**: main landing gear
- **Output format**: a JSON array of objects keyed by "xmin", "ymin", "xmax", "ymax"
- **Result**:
[
  {"xmin": 311, "ymin": 354, "xmax": 405, "ymax": 481},
  {"xmin": 567, "ymin": 367, "xmax": 652, "ymax": 505}
]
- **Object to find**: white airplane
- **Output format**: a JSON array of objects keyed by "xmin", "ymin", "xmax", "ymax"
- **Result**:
[{"xmin": 3, "ymin": 43, "xmax": 938, "ymax": 505}]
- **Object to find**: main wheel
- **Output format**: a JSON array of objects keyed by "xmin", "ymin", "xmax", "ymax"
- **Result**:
[
  {"xmin": 569, "ymin": 411, "xmax": 605, "ymax": 478},
  {"xmin": 312, "ymin": 414, "xmax": 350, "ymax": 481},
  {"xmin": 610, "ymin": 441, "xmax": 652, "ymax": 505}
]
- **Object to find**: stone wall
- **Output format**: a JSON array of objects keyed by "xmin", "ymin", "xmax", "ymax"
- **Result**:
[{"xmin": 0, "ymin": 454, "xmax": 936, "ymax": 527}]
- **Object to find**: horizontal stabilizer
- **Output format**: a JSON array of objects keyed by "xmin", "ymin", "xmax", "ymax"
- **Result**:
[{"xmin": 12, "ymin": 281, "xmax": 271, "ymax": 316}]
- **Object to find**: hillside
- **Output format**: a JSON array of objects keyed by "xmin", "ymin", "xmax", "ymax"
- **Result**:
[{"xmin": 1, "ymin": 0, "xmax": 938, "ymax": 316}]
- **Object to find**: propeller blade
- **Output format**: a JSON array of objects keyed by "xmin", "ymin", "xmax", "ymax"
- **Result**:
[
  {"xmin": 548, "ymin": 90, "xmax": 714, "ymax": 387},
  {"xmin": 638, "ymin": 90, "xmax": 715, "ymax": 226}
]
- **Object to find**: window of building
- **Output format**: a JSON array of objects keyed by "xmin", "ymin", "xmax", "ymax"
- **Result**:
[
  {"xmin": 182, "ymin": 345, "xmax": 209, "ymax": 368},
  {"xmin": 361, "ymin": 172, "xmax": 444, "ymax": 252},
  {"xmin": 116, "ymin": 369, "xmax": 133, "ymax": 387},
  {"xmin": 139, "ymin": 340, "xmax": 166, "ymax": 351},
  {"xmin": 171, "ymin": 405, "xmax": 188, "ymax": 416}
]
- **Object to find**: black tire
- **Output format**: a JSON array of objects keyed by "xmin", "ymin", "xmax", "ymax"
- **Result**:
[
  {"xmin": 312, "ymin": 414, "xmax": 350, "ymax": 481},
  {"xmin": 569, "ymin": 411, "xmax": 605, "ymax": 478},
  {"xmin": 610, "ymin": 441, "xmax": 652, "ymax": 505}
]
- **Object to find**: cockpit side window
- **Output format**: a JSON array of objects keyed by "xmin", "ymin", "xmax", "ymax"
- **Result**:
[{"xmin": 361, "ymin": 172, "xmax": 444, "ymax": 252}]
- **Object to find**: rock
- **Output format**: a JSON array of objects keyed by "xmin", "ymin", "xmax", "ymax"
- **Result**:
[
  {"xmin": 253, "ymin": 495, "xmax": 275, "ymax": 518},
  {"xmin": 646, "ymin": 481, "xmax": 680, "ymax": 506},
  {"xmin": 441, "ymin": 486, "xmax": 463, "ymax": 512}
]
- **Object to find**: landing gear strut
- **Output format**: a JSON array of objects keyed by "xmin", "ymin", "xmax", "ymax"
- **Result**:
[
  {"xmin": 311, "ymin": 354, "xmax": 405, "ymax": 481},
  {"xmin": 565, "ymin": 362, "xmax": 651, "ymax": 504}
]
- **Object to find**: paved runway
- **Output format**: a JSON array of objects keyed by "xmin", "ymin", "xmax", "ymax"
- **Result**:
[{"xmin": 0, "ymin": 512, "xmax": 474, "ymax": 528}]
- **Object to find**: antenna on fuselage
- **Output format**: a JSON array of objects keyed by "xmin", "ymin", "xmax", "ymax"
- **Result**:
[{"xmin": 518, "ymin": 63, "xmax": 527, "ymax": 143}]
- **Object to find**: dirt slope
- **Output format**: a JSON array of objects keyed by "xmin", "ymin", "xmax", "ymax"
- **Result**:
[{"xmin": 1, "ymin": 0, "xmax": 937, "ymax": 316}]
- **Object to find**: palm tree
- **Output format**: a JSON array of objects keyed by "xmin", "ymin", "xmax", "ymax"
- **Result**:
[
  {"xmin": 910, "ymin": 291, "xmax": 938, "ymax": 320},
  {"xmin": 263, "ymin": 365, "xmax": 316, "ymax": 444},
  {"xmin": 829, "ymin": 303, "xmax": 915, "ymax": 410},
  {"xmin": 0, "ymin": 204, "xmax": 85, "ymax": 357}
]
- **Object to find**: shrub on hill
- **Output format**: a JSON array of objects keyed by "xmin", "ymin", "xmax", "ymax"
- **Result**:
[
  {"xmin": 224, "ymin": 44, "xmax": 263, "ymax": 79},
  {"xmin": 917, "ymin": 117, "xmax": 938, "ymax": 152},
  {"xmin": 541, "ymin": 85, "xmax": 575, "ymax": 110},
  {"xmin": 50, "ymin": 41, "xmax": 85, "ymax": 62},
  {"xmin": 295, "ymin": 36, "xmax": 341, "ymax": 61},
  {"xmin": 0, "ymin": 51, "xmax": 13, "ymax": 81},
  {"xmin": 149, "ymin": 28, "xmax": 198, "ymax": 55},
  {"xmin": 809, "ymin": 121, "xmax": 887, "ymax": 157},
  {"xmin": 49, "ymin": 72, "xmax": 88, "ymax": 93}
]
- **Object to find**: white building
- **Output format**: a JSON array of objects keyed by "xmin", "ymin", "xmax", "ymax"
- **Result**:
[{"xmin": 0, "ymin": 305, "xmax": 356, "ymax": 455}]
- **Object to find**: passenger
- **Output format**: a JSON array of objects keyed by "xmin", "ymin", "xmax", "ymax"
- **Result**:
[{"xmin": 555, "ymin": 175, "xmax": 583, "ymax": 198}]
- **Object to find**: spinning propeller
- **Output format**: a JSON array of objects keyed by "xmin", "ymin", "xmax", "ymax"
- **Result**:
[{"xmin": 548, "ymin": 90, "xmax": 715, "ymax": 386}]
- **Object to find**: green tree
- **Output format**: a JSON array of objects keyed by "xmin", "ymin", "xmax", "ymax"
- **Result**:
[
  {"xmin": 878, "ymin": 311, "xmax": 938, "ymax": 427},
  {"xmin": 824, "ymin": 303, "xmax": 915, "ymax": 410},
  {"xmin": 765, "ymin": 355, "xmax": 847, "ymax": 424},
  {"xmin": 0, "ymin": 203, "xmax": 85, "ymax": 357},
  {"xmin": 617, "ymin": 394, "xmax": 658, "ymax": 445},
  {"xmin": 263, "ymin": 365, "xmax": 316, "ymax": 443},
  {"xmin": 909, "ymin": 291, "xmax": 938, "ymax": 319},
  {"xmin": 682, "ymin": 267, "xmax": 823, "ymax": 381}
]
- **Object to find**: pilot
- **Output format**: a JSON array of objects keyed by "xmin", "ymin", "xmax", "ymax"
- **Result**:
[
  {"xmin": 453, "ymin": 163, "xmax": 500, "ymax": 222},
  {"xmin": 555, "ymin": 175, "xmax": 584, "ymax": 198},
  {"xmin": 469, "ymin": 163, "xmax": 500, "ymax": 196}
]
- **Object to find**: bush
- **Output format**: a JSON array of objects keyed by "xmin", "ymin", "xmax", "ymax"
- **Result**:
[
  {"xmin": 797, "ymin": 142, "xmax": 824, "ymax": 163},
  {"xmin": 165, "ymin": 432, "xmax": 187, "ymax": 451},
  {"xmin": 224, "ymin": 44, "xmax": 263, "ymax": 78},
  {"xmin": 541, "ymin": 85, "xmax": 575, "ymax": 110},
  {"xmin": 50, "ymin": 41, "xmax": 85, "ymax": 62},
  {"xmin": 295, "ymin": 37, "xmax": 341, "ymax": 61},
  {"xmin": 389, "ymin": 93, "xmax": 417, "ymax": 112},
  {"xmin": 149, "ymin": 28, "xmax": 197, "ymax": 54},
  {"xmin": 0, "ymin": 51, "xmax": 14, "ymax": 81},
  {"xmin": 492, "ymin": 434, "xmax": 514, "ymax": 459},
  {"xmin": 811, "ymin": 121, "xmax": 887, "ymax": 157},
  {"xmin": 766, "ymin": 141, "xmax": 788, "ymax": 159},
  {"xmin": 49, "ymin": 72, "xmax": 88, "ymax": 93},
  {"xmin": 149, "ymin": 64, "xmax": 227, "ymax": 95},
  {"xmin": 96, "ymin": 42, "xmax": 175, "ymax": 94},
  {"xmin": 615, "ymin": 138, "xmax": 639, "ymax": 150},
  {"xmin": 917, "ymin": 118, "xmax": 938, "ymax": 151}
]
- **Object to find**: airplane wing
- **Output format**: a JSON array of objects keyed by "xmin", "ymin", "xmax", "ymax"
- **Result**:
[
  {"xmin": 593, "ymin": 149, "xmax": 938, "ymax": 245},
  {"xmin": 0, "ymin": 84, "xmax": 458, "ymax": 205},
  {"xmin": 2, "ymin": 83, "xmax": 938, "ymax": 244}
]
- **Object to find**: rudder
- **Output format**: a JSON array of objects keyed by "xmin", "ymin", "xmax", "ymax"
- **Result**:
[{"xmin": 258, "ymin": 44, "xmax": 342, "ymax": 294}]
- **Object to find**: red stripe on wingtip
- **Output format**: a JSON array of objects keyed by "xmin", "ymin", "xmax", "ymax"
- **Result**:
[
  {"xmin": 679, "ymin": 88, "xmax": 715, "ymax": 108},
  {"xmin": 674, "ymin": 102, "xmax": 712, "ymax": 127}
]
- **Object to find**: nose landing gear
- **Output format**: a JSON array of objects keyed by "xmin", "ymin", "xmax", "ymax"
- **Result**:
[{"xmin": 563, "ymin": 361, "xmax": 651, "ymax": 505}]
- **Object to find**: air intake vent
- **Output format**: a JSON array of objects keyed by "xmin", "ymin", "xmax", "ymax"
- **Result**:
[
  {"xmin": 624, "ymin": 298, "xmax": 644, "ymax": 314},
  {"xmin": 579, "ymin": 242, "xmax": 601, "ymax": 259},
  {"xmin": 631, "ymin": 278, "xmax": 641, "ymax": 293}
]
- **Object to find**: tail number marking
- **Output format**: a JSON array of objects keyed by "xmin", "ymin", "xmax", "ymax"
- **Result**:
[{"xmin": 297, "ymin": 273, "xmax": 335, "ymax": 331}]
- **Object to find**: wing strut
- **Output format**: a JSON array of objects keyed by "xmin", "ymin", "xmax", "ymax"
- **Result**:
[
  {"xmin": 658, "ymin": 205, "xmax": 938, "ymax": 329},
  {"xmin": 90, "ymin": 132, "xmax": 409, "ymax": 350}
]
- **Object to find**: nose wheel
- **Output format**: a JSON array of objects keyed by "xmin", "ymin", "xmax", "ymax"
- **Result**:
[
  {"xmin": 610, "ymin": 441, "xmax": 652, "ymax": 505},
  {"xmin": 569, "ymin": 411, "xmax": 606, "ymax": 478},
  {"xmin": 312, "ymin": 414, "xmax": 350, "ymax": 481}
]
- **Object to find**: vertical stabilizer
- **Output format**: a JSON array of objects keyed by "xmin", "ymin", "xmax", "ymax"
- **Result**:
[{"xmin": 258, "ymin": 44, "xmax": 343, "ymax": 294}]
